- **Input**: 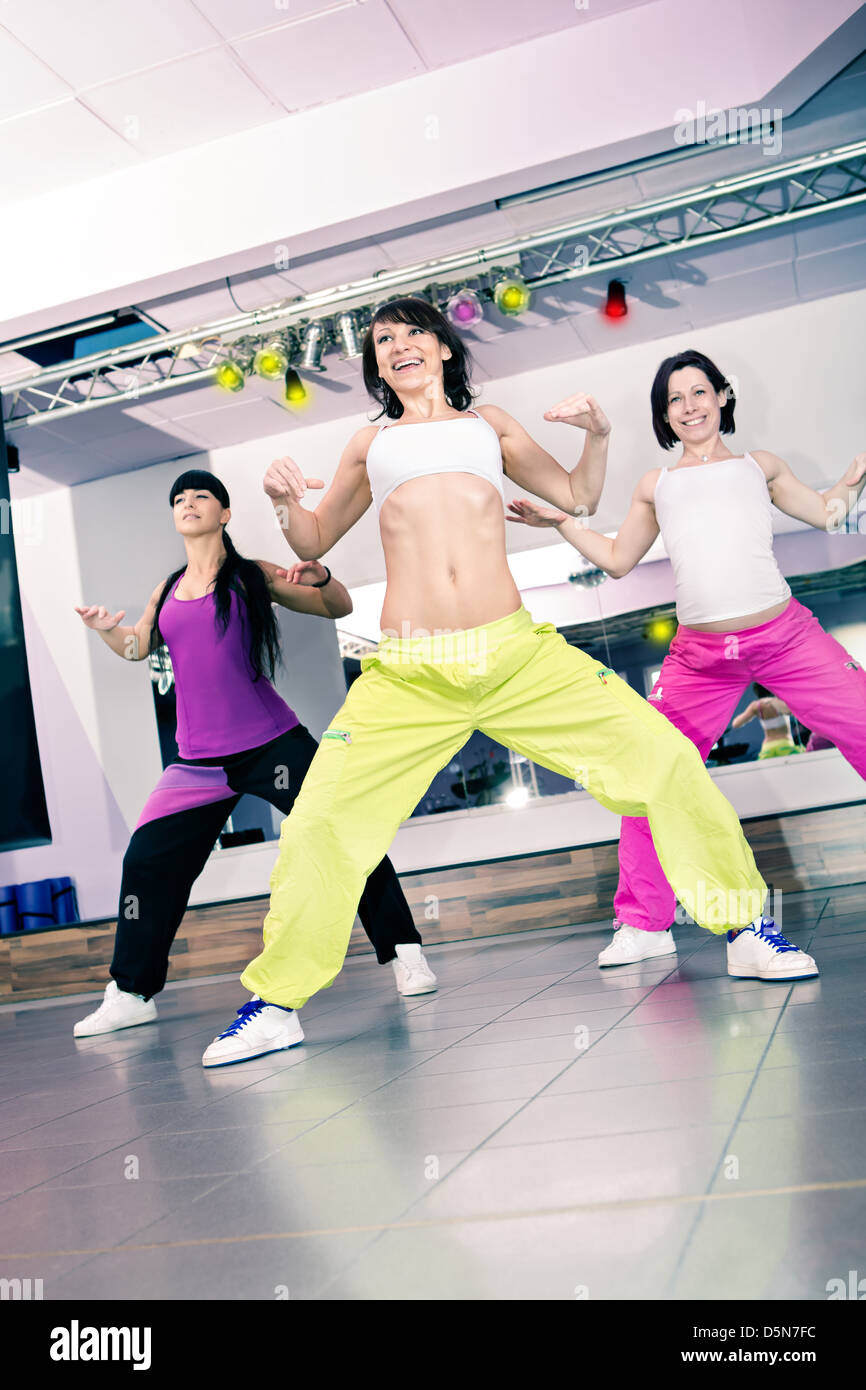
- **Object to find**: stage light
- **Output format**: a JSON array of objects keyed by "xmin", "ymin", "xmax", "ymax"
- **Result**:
[
  {"xmin": 336, "ymin": 312, "xmax": 363, "ymax": 360},
  {"xmin": 299, "ymin": 322, "xmax": 327, "ymax": 372},
  {"xmin": 645, "ymin": 616, "xmax": 676, "ymax": 643},
  {"xmin": 505, "ymin": 786, "xmax": 531, "ymax": 809},
  {"xmin": 493, "ymin": 275, "xmax": 531, "ymax": 317},
  {"xmin": 284, "ymin": 368, "xmax": 308, "ymax": 406},
  {"xmin": 253, "ymin": 337, "xmax": 290, "ymax": 380},
  {"xmin": 214, "ymin": 357, "xmax": 247, "ymax": 392},
  {"xmin": 603, "ymin": 279, "xmax": 628, "ymax": 319},
  {"xmin": 446, "ymin": 289, "xmax": 484, "ymax": 328}
]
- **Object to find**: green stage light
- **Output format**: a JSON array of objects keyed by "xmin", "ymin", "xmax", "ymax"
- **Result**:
[
  {"xmin": 646, "ymin": 616, "xmax": 676, "ymax": 643},
  {"xmin": 284, "ymin": 368, "xmax": 308, "ymax": 406},
  {"xmin": 254, "ymin": 337, "xmax": 290, "ymax": 380},
  {"xmin": 215, "ymin": 358, "xmax": 246, "ymax": 392},
  {"xmin": 494, "ymin": 275, "xmax": 531, "ymax": 316}
]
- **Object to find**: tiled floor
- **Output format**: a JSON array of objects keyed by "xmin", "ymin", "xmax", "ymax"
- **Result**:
[{"xmin": 0, "ymin": 884, "xmax": 863, "ymax": 1300}]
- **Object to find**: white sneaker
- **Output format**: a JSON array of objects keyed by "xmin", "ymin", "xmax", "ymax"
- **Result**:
[
  {"xmin": 392, "ymin": 943, "xmax": 438, "ymax": 996},
  {"xmin": 598, "ymin": 921, "xmax": 678, "ymax": 968},
  {"xmin": 73, "ymin": 980, "xmax": 157, "ymax": 1037},
  {"xmin": 727, "ymin": 919, "xmax": 819, "ymax": 981},
  {"xmin": 202, "ymin": 996, "xmax": 304, "ymax": 1068}
]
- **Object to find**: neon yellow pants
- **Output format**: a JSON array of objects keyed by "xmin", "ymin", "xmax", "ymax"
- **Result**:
[{"xmin": 242, "ymin": 606, "xmax": 767, "ymax": 1008}]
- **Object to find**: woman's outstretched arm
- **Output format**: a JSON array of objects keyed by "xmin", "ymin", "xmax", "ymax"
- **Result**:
[
  {"xmin": 506, "ymin": 469, "xmax": 661, "ymax": 579},
  {"xmin": 74, "ymin": 581, "xmax": 165, "ymax": 661},
  {"xmin": 479, "ymin": 396, "xmax": 610, "ymax": 516},
  {"xmin": 263, "ymin": 426, "xmax": 376, "ymax": 561},
  {"xmin": 754, "ymin": 449, "xmax": 866, "ymax": 531}
]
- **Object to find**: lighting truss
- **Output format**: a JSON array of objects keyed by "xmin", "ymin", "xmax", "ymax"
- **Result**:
[{"xmin": 4, "ymin": 139, "xmax": 865, "ymax": 432}]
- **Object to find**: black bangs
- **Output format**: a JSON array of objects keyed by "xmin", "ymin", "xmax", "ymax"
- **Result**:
[{"xmin": 169, "ymin": 470, "xmax": 230, "ymax": 509}]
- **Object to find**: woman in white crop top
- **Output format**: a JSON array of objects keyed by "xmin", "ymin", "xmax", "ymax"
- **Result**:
[
  {"xmin": 510, "ymin": 347, "xmax": 866, "ymax": 978},
  {"xmin": 264, "ymin": 299, "xmax": 611, "ymax": 636},
  {"xmin": 205, "ymin": 305, "xmax": 790, "ymax": 1056}
]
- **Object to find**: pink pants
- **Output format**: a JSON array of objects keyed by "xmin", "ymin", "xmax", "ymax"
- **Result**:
[{"xmin": 615, "ymin": 598, "xmax": 866, "ymax": 932}]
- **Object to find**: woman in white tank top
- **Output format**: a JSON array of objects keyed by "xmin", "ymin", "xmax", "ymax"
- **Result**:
[{"xmin": 510, "ymin": 348, "xmax": 866, "ymax": 977}]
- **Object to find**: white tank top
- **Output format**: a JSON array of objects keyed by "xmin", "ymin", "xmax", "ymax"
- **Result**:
[
  {"xmin": 653, "ymin": 454, "xmax": 791, "ymax": 625},
  {"xmin": 365, "ymin": 408, "xmax": 505, "ymax": 513}
]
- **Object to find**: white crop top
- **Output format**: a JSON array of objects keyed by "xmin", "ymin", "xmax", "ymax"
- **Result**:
[
  {"xmin": 653, "ymin": 454, "xmax": 791, "ymax": 626},
  {"xmin": 365, "ymin": 409, "xmax": 505, "ymax": 513}
]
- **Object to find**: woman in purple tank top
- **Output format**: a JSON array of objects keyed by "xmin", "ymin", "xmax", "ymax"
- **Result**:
[
  {"xmin": 510, "ymin": 349, "xmax": 866, "ymax": 978},
  {"xmin": 71, "ymin": 469, "xmax": 434, "ymax": 1041}
]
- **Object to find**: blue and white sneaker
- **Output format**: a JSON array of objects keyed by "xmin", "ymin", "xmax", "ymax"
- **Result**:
[
  {"xmin": 727, "ymin": 918, "xmax": 819, "ymax": 981},
  {"xmin": 202, "ymin": 996, "xmax": 304, "ymax": 1068}
]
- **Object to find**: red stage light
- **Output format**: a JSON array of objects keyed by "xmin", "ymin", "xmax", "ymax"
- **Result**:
[{"xmin": 603, "ymin": 279, "xmax": 628, "ymax": 319}]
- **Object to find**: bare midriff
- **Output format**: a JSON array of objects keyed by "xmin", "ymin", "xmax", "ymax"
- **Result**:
[
  {"xmin": 685, "ymin": 597, "xmax": 791, "ymax": 634},
  {"xmin": 377, "ymin": 472, "xmax": 522, "ymax": 637}
]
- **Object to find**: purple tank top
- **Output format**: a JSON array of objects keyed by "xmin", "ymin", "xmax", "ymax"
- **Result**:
[{"xmin": 158, "ymin": 576, "xmax": 299, "ymax": 758}]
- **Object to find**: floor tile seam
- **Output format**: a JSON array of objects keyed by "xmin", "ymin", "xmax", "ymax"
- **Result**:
[
  {"xmin": 0, "ymin": 1080, "xmax": 212, "ymax": 1149},
  {"xmin": 6, "ymin": 1176, "xmax": 866, "ymax": 1264},
  {"xmin": 663, "ymin": 982, "xmax": 799, "ymax": 1292},
  {"xmin": 319, "ymin": 974, "xmax": 618, "ymax": 1113},
  {"xmin": 85, "ymin": 1173, "xmax": 241, "ymax": 1275},
  {"xmin": 0, "ymin": 1098, "xmax": 288, "ymax": 1201}
]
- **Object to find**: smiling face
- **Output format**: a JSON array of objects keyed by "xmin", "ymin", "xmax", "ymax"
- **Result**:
[
  {"xmin": 172, "ymin": 488, "xmax": 230, "ymax": 538},
  {"xmin": 372, "ymin": 317, "xmax": 452, "ymax": 404},
  {"xmin": 666, "ymin": 367, "xmax": 728, "ymax": 450}
]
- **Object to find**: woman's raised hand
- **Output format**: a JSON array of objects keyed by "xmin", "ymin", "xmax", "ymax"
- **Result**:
[
  {"xmin": 272, "ymin": 561, "xmax": 328, "ymax": 586},
  {"xmin": 74, "ymin": 605, "xmax": 126, "ymax": 630},
  {"xmin": 507, "ymin": 499, "xmax": 569, "ymax": 528},
  {"xmin": 263, "ymin": 456, "xmax": 325, "ymax": 504},
  {"xmin": 543, "ymin": 393, "xmax": 610, "ymax": 437}
]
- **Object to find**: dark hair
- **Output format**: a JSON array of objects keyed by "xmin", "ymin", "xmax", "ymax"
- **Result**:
[
  {"xmin": 650, "ymin": 349, "xmax": 736, "ymax": 450},
  {"xmin": 150, "ymin": 469, "xmax": 281, "ymax": 682},
  {"xmin": 361, "ymin": 296, "xmax": 475, "ymax": 419},
  {"xmin": 754, "ymin": 683, "xmax": 773, "ymax": 699}
]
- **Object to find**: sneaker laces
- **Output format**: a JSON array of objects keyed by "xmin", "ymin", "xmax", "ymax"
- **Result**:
[
  {"xmin": 756, "ymin": 918, "xmax": 799, "ymax": 954},
  {"xmin": 217, "ymin": 998, "xmax": 270, "ymax": 1039}
]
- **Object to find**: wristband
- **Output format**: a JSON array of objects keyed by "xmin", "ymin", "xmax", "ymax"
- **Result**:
[{"xmin": 311, "ymin": 566, "xmax": 332, "ymax": 588}]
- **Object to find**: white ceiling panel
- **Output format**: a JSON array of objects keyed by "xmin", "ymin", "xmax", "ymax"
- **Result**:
[
  {"xmin": 80, "ymin": 49, "xmax": 285, "ymax": 158},
  {"xmin": 468, "ymin": 318, "xmax": 587, "ymax": 380},
  {"xmin": 0, "ymin": 26, "xmax": 72, "ymax": 119},
  {"xmin": 794, "ymin": 240, "xmax": 866, "ymax": 299},
  {"xmin": 668, "ymin": 223, "xmax": 797, "ymax": 281},
  {"xmin": 0, "ymin": 99, "xmax": 142, "ymax": 201},
  {"xmin": 375, "ymin": 206, "xmax": 515, "ymax": 263},
  {"xmin": 388, "ymin": 0, "xmax": 658, "ymax": 69},
  {"xmin": 162, "ymin": 394, "xmax": 300, "ymax": 447},
  {"xmin": 219, "ymin": 270, "xmax": 303, "ymax": 313},
  {"xmin": 568, "ymin": 300, "xmax": 696, "ymax": 355},
  {"xmin": 233, "ymin": 0, "xmax": 424, "ymax": 111},
  {"xmin": 279, "ymin": 239, "xmax": 399, "ymax": 294},
  {"xmin": 675, "ymin": 259, "xmax": 799, "ymax": 322},
  {"xmin": 501, "ymin": 172, "xmax": 646, "ymax": 235},
  {"xmin": 0, "ymin": 0, "xmax": 216, "ymax": 91},
  {"xmin": 793, "ymin": 203, "xmax": 866, "ymax": 257},
  {"xmin": 193, "ymin": 0, "xmax": 345, "ymax": 43}
]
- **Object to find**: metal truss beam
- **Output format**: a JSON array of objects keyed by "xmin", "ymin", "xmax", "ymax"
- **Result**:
[{"xmin": 4, "ymin": 139, "xmax": 865, "ymax": 432}]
